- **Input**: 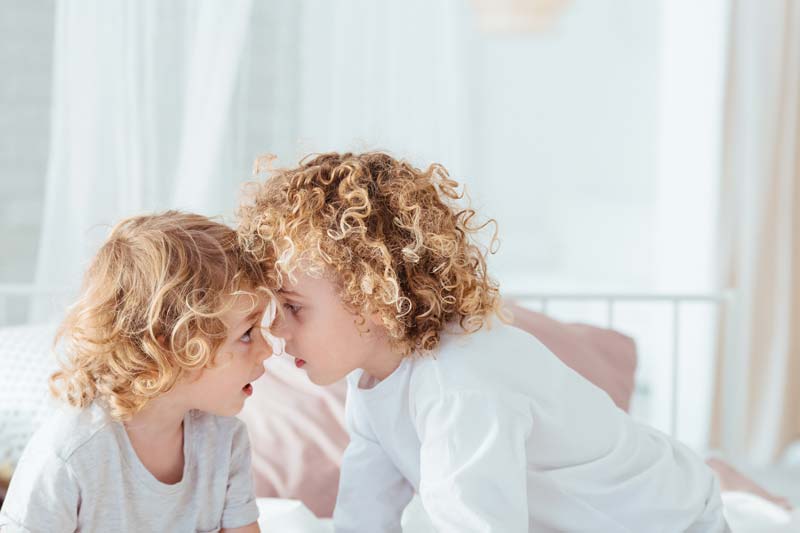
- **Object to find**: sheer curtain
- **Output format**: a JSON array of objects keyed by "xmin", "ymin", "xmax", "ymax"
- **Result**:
[
  {"xmin": 712, "ymin": 0, "xmax": 800, "ymax": 464},
  {"xmin": 32, "ymin": 0, "xmax": 254, "ymax": 318},
  {"xmin": 33, "ymin": 0, "xmax": 667, "ymax": 327},
  {"xmin": 32, "ymin": 0, "xmax": 478, "ymax": 319},
  {"xmin": 236, "ymin": 0, "xmax": 475, "ymax": 180}
]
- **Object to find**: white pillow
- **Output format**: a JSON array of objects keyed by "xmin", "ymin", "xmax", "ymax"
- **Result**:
[{"xmin": 0, "ymin": 323, "xmax": 60, "ymax": 467}]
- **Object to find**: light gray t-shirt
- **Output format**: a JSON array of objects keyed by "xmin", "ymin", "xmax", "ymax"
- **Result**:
[{"xmin": 0, "ymin": 402, "xmax": 259, "ymax": 532}]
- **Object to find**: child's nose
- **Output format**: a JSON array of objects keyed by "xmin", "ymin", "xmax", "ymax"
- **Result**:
[
  {"xmin": 270, "ymin": 318, "xmax": 291, "ymax": 341},
  {"xmin": 256, "ymin": 331, "xmax": 273, "ymax": 361}
]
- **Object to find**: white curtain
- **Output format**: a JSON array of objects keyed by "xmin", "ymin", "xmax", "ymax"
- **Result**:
[
  {"xmin": 237, "ymin": 0, "xmax": 475, "ymax": 179},
  {"xmin": 32, "ymin": 0, "xmax": 476, "ymax": 319},
  {"xmin": 32, "ymin": 0, "xmax": 663, "ymax": 322},
  {"xmin": 32, "ymin": 0, "xmax": 254, "ymax": 318},
  {"xmin": 712, "ymin": 0, "xmax": 800, "ymax": 464}
]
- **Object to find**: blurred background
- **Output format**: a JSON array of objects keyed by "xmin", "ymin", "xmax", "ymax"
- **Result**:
[{"xmin": 0, "ymin": 0, "xmax": 797, "ymax": 476}]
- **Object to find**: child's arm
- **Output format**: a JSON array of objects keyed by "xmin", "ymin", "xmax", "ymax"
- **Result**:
[
  {"xmin": 333, "ymin": 398, "xmax": 414, "ymax": 533},
  {"xmin": 0, "ymin": 451, "xmax": 79, "ymax": 532},
  {"xmin": 414, "ymin": 390, "xmax": 532, "ymax": 532},
  {"xmin": 219, "ymin": 421, "xmax": 261, "ymax": 532}
]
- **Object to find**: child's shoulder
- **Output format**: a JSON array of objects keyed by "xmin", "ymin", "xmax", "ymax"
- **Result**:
[
  {"xmin": 419, "ymin": 321, "xmax": 544, "ymax": 371},
  {"xmin": 409, "ymin": 321, "xmax": 557, "ymax": 397},
  {"xmin": 28, "ymin": 401, "xmax": 115, "ymax": 463},
  {"xmin": 8, "ymin": 401, "xmax": 118, "ymax": 494}
]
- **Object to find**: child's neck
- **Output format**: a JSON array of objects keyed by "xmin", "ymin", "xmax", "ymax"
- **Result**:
[
  {"xmin": 360, "ymin": 340, "xmax": 404, "ymax": 384},
  {"xmin": 124, "ymin": 395, "xmax": 188, "ymax": 484}
]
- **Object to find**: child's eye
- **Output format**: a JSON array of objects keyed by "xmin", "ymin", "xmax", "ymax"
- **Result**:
[
  {"xmin": 240, "ymin": 327, "xmax": 254, "ymax": 343},
  {"xmin": 283, "ymin": 302, "xmax": 301, "ymax": 315}
]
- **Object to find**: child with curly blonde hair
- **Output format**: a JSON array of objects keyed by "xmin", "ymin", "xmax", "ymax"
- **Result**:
[
  {"xmin": 238, "ymin": 152, "xmax": 729, "ymax": 532},
  {"xmin": 0, "ymin": 212, "xmax": 271, "ymax": 533}
]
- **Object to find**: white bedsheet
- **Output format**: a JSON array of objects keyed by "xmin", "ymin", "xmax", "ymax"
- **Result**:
[
  {"xmin": 254, "ymin": 497, "xmax": 433, "ymax": 533},
  {"xmin": 256, "ymin": 493, "xmax": 800, "ymax": 533},
  {"xmin": 256, "ymin": 498, "xmax": 331, "ymax": 532},
  {"xmin": 721, "ymin": 491, "xmax": 800, "ymax": 533}
]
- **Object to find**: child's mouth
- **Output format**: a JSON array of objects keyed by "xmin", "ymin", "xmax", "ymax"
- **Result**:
[
  {"xmin": 295, "ymin": 358, "xmax": 306, "ymax": 369},
  {"xmin": 242, "ymin": 383, "xmax": 253, "ymax": 396}
]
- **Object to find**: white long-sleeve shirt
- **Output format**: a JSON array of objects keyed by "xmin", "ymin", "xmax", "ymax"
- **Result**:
[{"xmin": 333, "ymin": 322, "xmax": 728, "ymax": 533}]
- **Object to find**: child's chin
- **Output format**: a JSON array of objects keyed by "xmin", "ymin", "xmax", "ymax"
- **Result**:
[{"xmin": 307, "ymin": 371, "xmax": 339, "ymax": 386}]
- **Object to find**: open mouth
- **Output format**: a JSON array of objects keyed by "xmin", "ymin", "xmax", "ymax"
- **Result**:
[
  {"xmin": 295, "ymin": 358, "xmax": 306, "ymax": 368},
  {"xmin": 242, "ymin": 370, "xmax": 265, "ymax": 396}
]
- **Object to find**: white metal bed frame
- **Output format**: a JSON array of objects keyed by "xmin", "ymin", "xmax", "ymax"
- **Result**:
[
  {"xmin": 509, "ymin": 290, "xmax": 736, "ymax": 438},
  {"xmin": 0, "ymin": 283, "xmax": 736, "ymax": 440}
]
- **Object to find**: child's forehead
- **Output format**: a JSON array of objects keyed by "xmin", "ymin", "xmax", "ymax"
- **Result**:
[
  {"xmin": 278, "ymin": 268, "xmax": 353, "ymax": 307},
  {"xmin": 279, "ymin": 263, "xmax": 332, "ymax": 291}
]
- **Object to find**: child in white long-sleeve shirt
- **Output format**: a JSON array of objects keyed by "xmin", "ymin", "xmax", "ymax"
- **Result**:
[{"xmin": 238, "ymin": 151, "xmax": 730, "ymax": 532}]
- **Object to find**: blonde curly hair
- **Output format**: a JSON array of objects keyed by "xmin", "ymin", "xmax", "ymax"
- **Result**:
[
  {"xmin": 50, "ymin": 211, "xmax": 270, "ymax": 421},
  {"xmin": 238, "ymin": 151, "xmax": 502, "ymax": 356}
]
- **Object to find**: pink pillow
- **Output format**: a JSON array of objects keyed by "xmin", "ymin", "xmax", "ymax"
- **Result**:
[
  {"xmin": 506, "ymin": 303, "xmax": 637, "ymax": 411},
  {"xmin": 240, "ymin": 306, "xmax": 638, "ymax": 517}
]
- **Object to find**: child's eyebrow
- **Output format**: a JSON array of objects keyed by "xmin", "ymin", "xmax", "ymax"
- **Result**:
[
  {"xmin": 240, "ymin": 309, "xmax": 262, "ymax": 327},
  {"xmin": 277, "ymin": 289, "xmax": 303, "ymax": 299}
]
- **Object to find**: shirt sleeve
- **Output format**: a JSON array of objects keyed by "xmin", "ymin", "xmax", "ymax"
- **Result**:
[
  {"xmin": 0, "ymin": 451, "xmax": 80, "ymax": 533},
  {"xmin": 220, "ymin": 420, "xmax": 260, "ymax": 529},
  {"xmin": 413, "ymin": 390, "xmax": 532, "ymax": 533},
  {"xmin": 333, "ymin": 392, "xmax": 413, "ymax": 533}
]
